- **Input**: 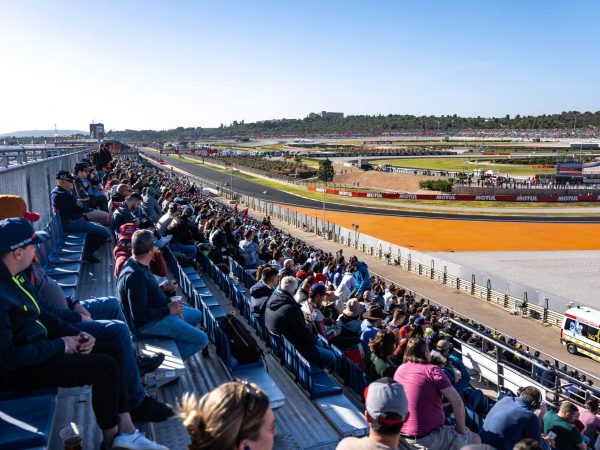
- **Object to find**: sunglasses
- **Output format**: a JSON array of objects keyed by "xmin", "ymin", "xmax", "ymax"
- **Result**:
[{"xmin": 236, "ymin": 381, "xmax": 263, "ymax": 444}]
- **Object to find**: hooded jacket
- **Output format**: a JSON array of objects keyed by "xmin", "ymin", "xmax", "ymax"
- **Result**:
[
  {"xmin": 249, "ymin": 280, "xmax": 273, "ymax": 319},
  {"xmin": 265, "ymin": 288, "xmax": 315, "ymax": 349},
  {"xmin": 141, "ymin": 189, "xmax": 162, "ymax": 224},
  {"xmin": 0, "ymin": 260, "xmax": 80, "ymax": 386},
  {"xmin": 354, "ymin": 261, "xmax": 372, "ymax": 294}
]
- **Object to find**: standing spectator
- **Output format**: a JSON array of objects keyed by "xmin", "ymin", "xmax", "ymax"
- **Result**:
[
  {"xmin": 337, "ymin": 377, "xmax": 412, "ymax": 450},
  {"xmin": 51, "ymin": 170, "xmax": 111, "ymax": 263},
  {"xmin": 355, "ymin": 261, "xmax": 372, "ymax": 297},
  {"xmin": 480, "ymin": 386, "xmax": 549, "ymax": 450},
  {"xmin": 117, "ymin": 230, "xmax": 208, "ymax": 361},
  {"xmin": 265, "ymin": 276, "xmax": 335, "ymax": 369},
  {"xmin": 393, "ymin": 338, "xmax": 480, "ymax": 449},
  {"xmin": 543, "ymin": 401, "xmax": 586, "ymax": 450},
  {"xmin": 338, "ymin": 266, "xmax": 357, "ymax": 296}
]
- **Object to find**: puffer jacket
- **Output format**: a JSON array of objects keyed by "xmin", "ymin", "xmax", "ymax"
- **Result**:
[
  {"xmin": 141, "ymin": 189, "xmax": 163, "ymax": 224},
  {"xmin": 354, "ymin": 261, "xmax": 372, "ymax": 295},
  {"xmin": 265, "ymin": 288, "xmax": 315, "ymax": 349}
]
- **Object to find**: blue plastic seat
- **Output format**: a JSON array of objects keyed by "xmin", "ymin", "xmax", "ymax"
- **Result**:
[
  {"xmin": 0, "ymin": 390, "xmax": 57, "ymax": 450},
  {"xmin": 47, "ymin": 273, "xmax": 79, "ymax": 288}
]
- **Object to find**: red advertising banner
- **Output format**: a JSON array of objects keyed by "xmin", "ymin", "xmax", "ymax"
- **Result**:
[{"xmin": 307, "ymin": 186, "xmax": 600, "ymax": 203}]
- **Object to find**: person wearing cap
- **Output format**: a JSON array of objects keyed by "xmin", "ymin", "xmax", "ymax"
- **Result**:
[
  {"xmin": 435, "ymin": 339, "xmax": 471, "ymax": 396},
  {"xmin": 113, "ymin": 223, "xmax": 167, "ymax": 279},
  {"xmin": 393, "ymin": 338, "xmax": 481, "ymax": 450},
  {"xmin": 337, "ymin": 298, "xmax": 365, "ymax": 335},
  {"xmin": 0, "ymin": 218, "xmax": 168, "ymax": 450},
  {"xmin": 360, "ymin": 304, "xmax": 388, "ymax": 355},
  {"xmin": 337, "ymin": 377, "xmax": 412, "ymax": 450},
  {"xmin": 73, "ymin": 162, "xmax": 109, "ymax": 213},
  {"xmin": 265, "ymin": 276, "xmax": 335, "ymax": 369},
  {"xmin": 51, "ymin": 170, "xmax": 111, "ymax": 263}
]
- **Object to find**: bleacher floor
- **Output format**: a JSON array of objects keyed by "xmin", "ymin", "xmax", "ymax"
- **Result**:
[{"xmin": 47, "ymin": 241, "xmax": 343, "ymax": 449}]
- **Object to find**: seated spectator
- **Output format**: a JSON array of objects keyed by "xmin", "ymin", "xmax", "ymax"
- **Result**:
[
  {"xmin": 180, "ymin": 381, "xmax": 275, "ymax": 450},
  {"xmin": 337, "ymin": 298, "xmax": 365, "ymax": 335},
  {"xmin": 513, "ymin": 439, "xmax": 544, "ymax": 450},
  {"xmin": 480, "ymin": 386, "xmax": 548, "ymax": 450},
  {"xmin": 0, "ymin": 218, "xmax": 166, "ymax": 449},
  {"xmin": 360, "ymin": 304, "xmax": 388, "ymax": 354},
  {"xmin": 577, "ymin": 398, "xmax": 600, "ymax": 444},
  {"xmin": 112, "ymin": 193, "xmax": 143, "ymax": 233},
  {"xmin": 166, "ymin": 207, "xmax": 197, "ymax": 259},
  {"xmin": 239, "ymin": 229, "xmax": 261, "ymax": 269},
  {"xmin": 113, "ymin": 223, "xmax": 167, "ymax": 278},
  {"xmin": 73, "ymin": 162, "xmax": 109, "ymax": 213},
  {"xmin": 436, "ymin": 339, "xmax": 471, "ymax": 395},
  {"xmin": 393, "ymin": 338, "xmax": 480, "ymax": 449},
  {"xmin": 141, "ymin": 187, "xmax": 162, "ymax": 224},
  {"xmin": 278, "ymin": 257, "xmax": 296, "ymax": 278},
  {"xmin": 250, "ymin": 266, "xmax": 278, "ymax": 324},
  {"xmin": 156, "ymin": 202, "xmax": 180, "ymax": 236},
  {"xmin": 337, "ymin": 377, "xmax": 411, "ymax": 450},
  {"xmin": 108, "ymin": 183, "xmax": 134, "ymax": 212},
  {"xmin": 366, "ymin": 329, "xmax": 399, "ymax": 383},
  {"xmin": 51, "ymin": 170, "xmax": 111, "ymax": 263},
  {"xmin": 117, "ymin": 229, "xmax": 208, "ymax": 361},
  {"xmin": 543, "ymin": 401, "xmax": 586, "ymax": 450},
  {"xmin": 265, "ymin": 276, "xmax": 335, "ymax": 369}
]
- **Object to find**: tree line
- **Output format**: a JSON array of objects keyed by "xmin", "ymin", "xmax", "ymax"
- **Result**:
[{"xmin": 111, "ymin": 110, "xmax": 600, "ymax": 142}]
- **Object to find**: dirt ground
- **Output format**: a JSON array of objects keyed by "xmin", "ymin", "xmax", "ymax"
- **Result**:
[
  {"xmin": 283, "ymin": 204, "xmax": 600, "ymax": 252},
  {"xmin": 333, "ymin": 166, "xmax": 440, "ymax": 193}
]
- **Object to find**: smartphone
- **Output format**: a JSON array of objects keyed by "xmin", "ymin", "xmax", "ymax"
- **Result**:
[{"xmin": 546, "ymin": 431, "xmax": 557, "ymax": 440}]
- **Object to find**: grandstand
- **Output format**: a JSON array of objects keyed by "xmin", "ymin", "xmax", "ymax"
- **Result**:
[{"xmin": 2, "ymin": 148, "xmax": 600, "ymax": 450}]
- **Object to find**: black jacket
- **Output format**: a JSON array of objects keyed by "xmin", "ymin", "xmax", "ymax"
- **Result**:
[
  {"xmin": 0, "ymin": 260, "xmax": 80, "ymax": 386},
  {"xmin": 265, "ymin": 288, "xmax": 315, "ymax": 350},
  {"xmin": 249, "ymin": 281, "xmax": 273, "ymax": 319}
]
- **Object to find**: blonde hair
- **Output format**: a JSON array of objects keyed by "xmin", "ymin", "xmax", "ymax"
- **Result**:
[{"xmin": 180, "ymin": 381, "xmax": 270, "ymax": 450}]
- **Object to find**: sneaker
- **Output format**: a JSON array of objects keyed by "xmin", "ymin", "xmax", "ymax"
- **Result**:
[
  {"xmin": 83, "ymin": 253, "xmax": 100, "ymax": 263},
  {"xmin": 137, "ymin": 353, "xmax": 165, "ymax": 375},
  {"xmin": 130, "ymin": 395, "xmax": 174, "ymax": 423},
  {"xmin": 112, "ymin": 429, "xmax": 168, "ymax": 449}
]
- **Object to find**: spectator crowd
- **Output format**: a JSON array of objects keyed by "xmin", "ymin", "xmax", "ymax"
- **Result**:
[{"xmin": 1, "ymin": 146, "xmax": 600, "ymax": 450}]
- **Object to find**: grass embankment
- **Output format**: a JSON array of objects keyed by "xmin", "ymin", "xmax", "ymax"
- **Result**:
[{"xmin": 376, "ymin": 157, "xmax": 555, "ymax": 176}]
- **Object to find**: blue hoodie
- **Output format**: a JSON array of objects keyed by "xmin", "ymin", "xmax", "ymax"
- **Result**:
[{"xmin": 355, "ymin": 261, "xmax": 372, "ymax": 294}]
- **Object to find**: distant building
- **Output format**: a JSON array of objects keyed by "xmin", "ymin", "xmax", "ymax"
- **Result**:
[
  {"xmin": 307, "ymin": 111, "xmax": 344, "ymax": 119},
  {"xmin": 89, "ymin": 123, "xmax": 105, "ymax": 139},
  {"xmin": 320, "ymin": 111, "xmax": 344, "ymax": 119}
]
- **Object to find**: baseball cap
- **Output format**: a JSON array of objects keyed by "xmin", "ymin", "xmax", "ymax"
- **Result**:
[
  {"xmin": 119, "ymin": 223, "xmax": 136, "ymax": 241},
  {"xmin": 0, "ymin": 195, "xmax": 40, "ymax": 222},
  {"xmin": 0, "ymin": 218, "xmax": 49, "ymax": 252},
  {"xmin": 56, "ymin": 170, "xmax": 75, "ymax": 182},
  {"xmin": 364, "ymin": 377, "xmax": 408, "ymax": 424},
  {"xmin": 310, "ymin": 283, "xmax": 327, "ymax": 295}
]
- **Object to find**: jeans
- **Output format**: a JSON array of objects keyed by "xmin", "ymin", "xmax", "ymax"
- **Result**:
[
  {"xmin": 315, "ymin": 338, "xmax": 336, "ymax": 369},
  {"xmin": 64, "ymin": 217, "xmax": 111, "ymax": 255},
  {"xmin": 78, "ymin": 297, "xmax": 144, "ymax": 406},
  {"xmin": 169, "ymin": 242, "xmax": 198, "ymax": 259},
  {"xmin": 139, "ymin": 305, "xmax": 208, "ymax": 361}
]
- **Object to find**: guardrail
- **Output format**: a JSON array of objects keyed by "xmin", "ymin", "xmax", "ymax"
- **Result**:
[
  {"xmin": 139, "ymin": 152, "xmax": 600, "ymax": 384},
  {"xmin": 0, "ymin": 146, "xmax": 88, "ymax": 169}
]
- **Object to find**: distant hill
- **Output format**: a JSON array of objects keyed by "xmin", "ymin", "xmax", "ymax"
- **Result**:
[{"xmin": 0, "ymin": 129, "xmax": 87, "ymax": 138}]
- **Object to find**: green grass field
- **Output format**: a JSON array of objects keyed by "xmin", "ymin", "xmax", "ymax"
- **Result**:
[{"xmin": 376, "ymin": 157, "xmax": 556, "ymax": 176}]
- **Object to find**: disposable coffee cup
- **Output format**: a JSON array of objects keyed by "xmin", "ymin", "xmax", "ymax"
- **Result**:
[
  {"xmin": 171, "ymin": 296, "xmax": 182, "ymax": 304},
  {"xmin": 60, "ymin": 424, "xmax": 83, "ymax": 450},
  {"xmin": 171, "ymin": 296, "xmax": 183, "ymax": 318}
]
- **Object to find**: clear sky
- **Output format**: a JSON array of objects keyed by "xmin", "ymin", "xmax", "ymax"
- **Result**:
[{"xmin": 1, "ymin": 0, "xmax": 599, "ymax": 133}]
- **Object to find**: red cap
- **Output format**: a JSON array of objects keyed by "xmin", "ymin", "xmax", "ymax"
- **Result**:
[{"xmin": 119, "ymin": 223, "xmax": 136, "ymax": 240}]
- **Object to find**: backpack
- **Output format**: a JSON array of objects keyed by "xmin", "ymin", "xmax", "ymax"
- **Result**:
[{"xmin": 219, "ymin": 312, "xmax": 262, "ymax": 365}]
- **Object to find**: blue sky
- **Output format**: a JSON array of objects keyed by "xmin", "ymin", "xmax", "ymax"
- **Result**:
[{"xmin": 1, "ymin": 0, "xmax": 599, "ymax": 133}]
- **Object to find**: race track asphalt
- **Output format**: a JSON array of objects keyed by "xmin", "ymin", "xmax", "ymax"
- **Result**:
[{"xmin": 145, "ymin": 150, "xmax": 600, "ymax": 223}]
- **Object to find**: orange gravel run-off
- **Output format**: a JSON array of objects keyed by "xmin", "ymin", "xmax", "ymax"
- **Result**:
[{"xmin": 281, "ymin": 205, "xmax": 600, "ymax": 252}]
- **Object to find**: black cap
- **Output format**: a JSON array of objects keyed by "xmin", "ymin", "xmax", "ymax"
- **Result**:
[{"xmin": 56, "ymin": 170, "xmax": 75, "ymax": 182}]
